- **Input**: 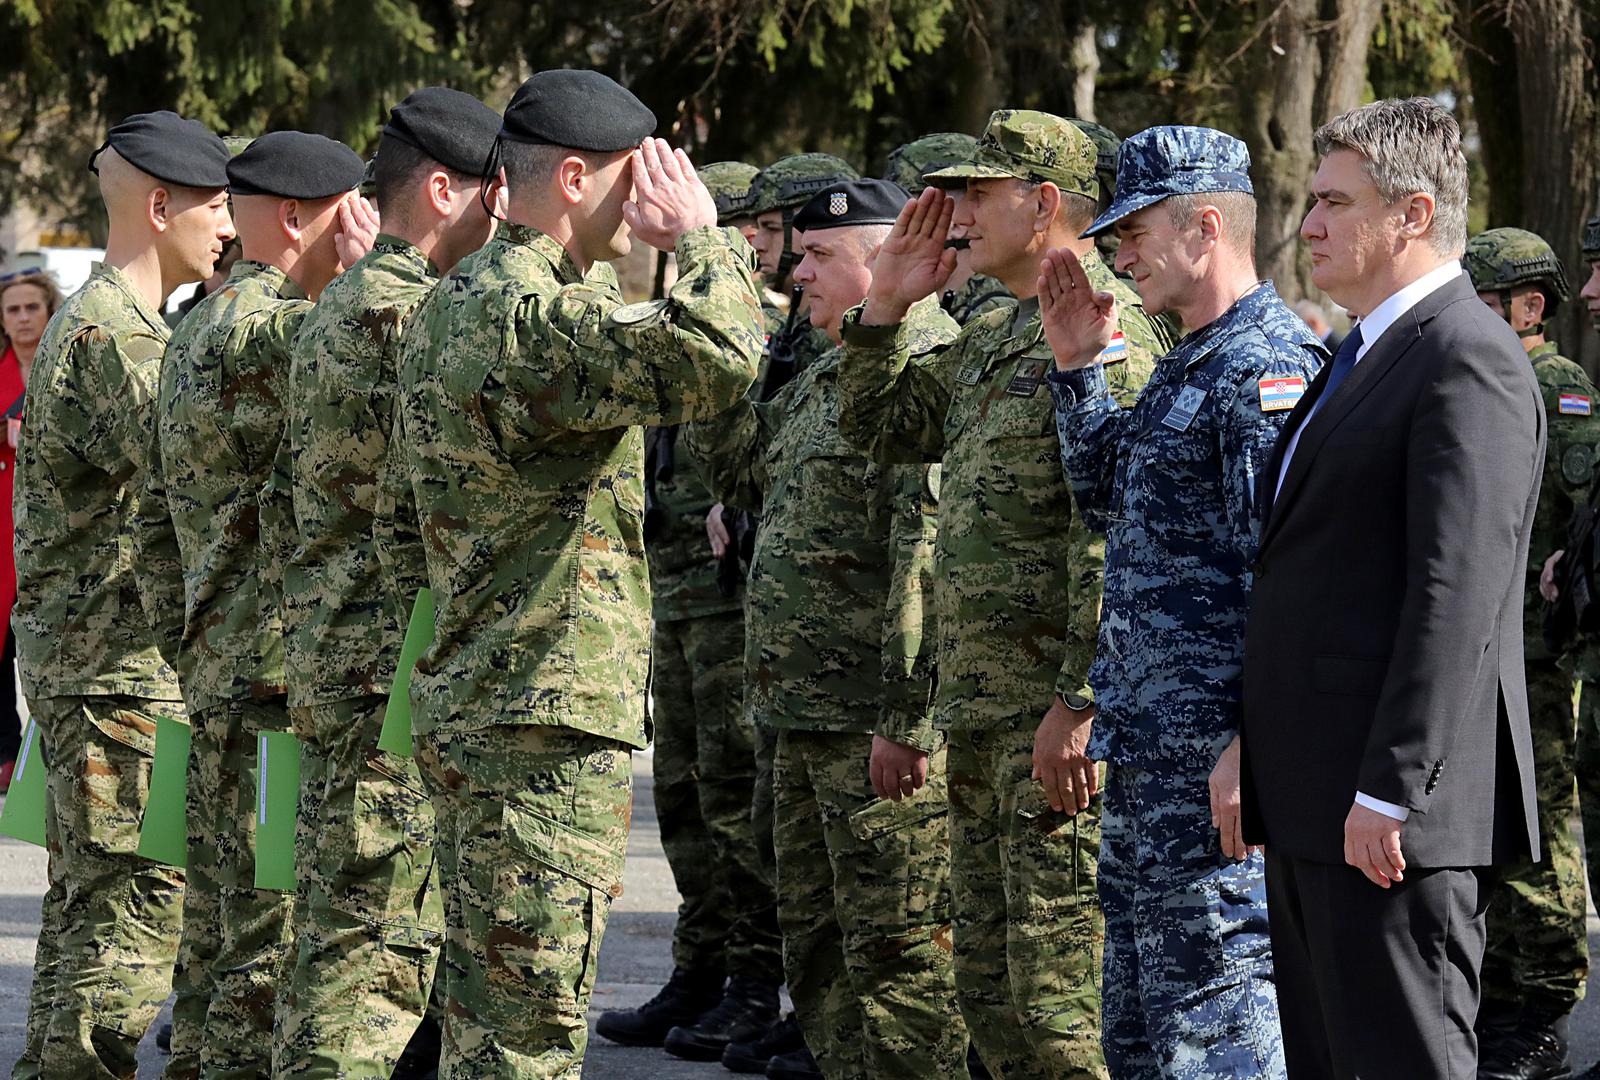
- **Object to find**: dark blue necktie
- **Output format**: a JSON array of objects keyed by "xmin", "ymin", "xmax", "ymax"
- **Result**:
[{"xmin": 1311, "ymin": 324, "xmax": 1364, "ymax": 416}]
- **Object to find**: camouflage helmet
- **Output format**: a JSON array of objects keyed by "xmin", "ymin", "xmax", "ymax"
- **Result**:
[
  {"xmin": 699, "ymin": 160, "xmax": 760, "ymax": 224},
  {"xmin": 747, "ymin": 153, "xmax": 860, "ymax": 217},
  {"xmin": 1070, "ymin": 120, "xmax": 1122, "ymax": 200},
  {"xmin": 882, "ymin": 133, "xmax": 978, "ymax": 196},
  {"xmin": 1583, "ymin": 214, "xmax": 1600, "ymax": 263},
  {"xmin": 1464, "ymin": 227, "xmax": 1570, "ymax": 303}
]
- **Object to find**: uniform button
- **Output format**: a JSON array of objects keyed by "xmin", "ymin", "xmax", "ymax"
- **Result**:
[{"xmin": 1251, "ymin": 558, "xmax": 1266, "ymax": 577}]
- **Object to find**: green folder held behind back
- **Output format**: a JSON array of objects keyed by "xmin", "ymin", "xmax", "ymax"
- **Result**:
[
  {"xmin": 378, "ymin": 587, "xmax": 434, "ymax": 758},
  {"xmin": 136, "ymin": 714, "xmax": 192, "ymax": 867},
  {"xmin": 254, "ymin": 730, "xmax": 301, "ymax": 891},
  {"xmin": 0, "ymin": 719, "xmax": 46, "ymax": 846}
]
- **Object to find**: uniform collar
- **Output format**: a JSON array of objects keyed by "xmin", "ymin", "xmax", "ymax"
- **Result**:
[
  {"xmin": 1166, "ymin": 281, "xmax": 1287, "ymax": 370},
  {"xmin": 229, "ymin": 259, "xmax": 307, "ymax": 301},
  {"xmin": 1528, "ymin": 339, "xmax": 1561, "ymax": 362},
  {"xmin": 89, "ymin": 261, "xmax": 171, "ymax": 337},
  {"xmin": 497, "ymin": 222, "xmax": 584, "ymax": 286},
  {"xmin": 370, "ymin": 233, "xmax": 440, "ymax": 278}
]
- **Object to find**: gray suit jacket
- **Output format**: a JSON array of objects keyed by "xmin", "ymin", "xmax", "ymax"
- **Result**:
[{"xmin": 1241, "ymin": 273, "xmax": 1542, "ymax": 868}]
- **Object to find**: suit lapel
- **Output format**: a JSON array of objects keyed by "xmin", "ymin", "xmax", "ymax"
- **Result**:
[{"xmin": 1259, "ymin": 275, "xmax": 1472, "ymax": 551}]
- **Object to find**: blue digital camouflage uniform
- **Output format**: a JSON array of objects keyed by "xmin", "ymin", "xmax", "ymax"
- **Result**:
[{"xmin": 1050, "ymin": 125, "xmax": 1327, "ymax": 1079}]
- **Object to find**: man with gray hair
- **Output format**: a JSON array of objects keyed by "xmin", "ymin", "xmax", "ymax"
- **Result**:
[{"xmin": 1241, "ymin": 97, "xmax": 1543, "ymax": 1079}]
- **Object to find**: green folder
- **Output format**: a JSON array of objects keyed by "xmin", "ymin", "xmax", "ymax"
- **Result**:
[
  {"xmin": 0, "ymin": 719, "xmax": 46, "ymax": 846},
  {"xmin": 137, "ymin": 715, "xmax": 191, "ymax": 867},
  {"xmin": 378, "ymin": 588, "xmax": 434, "ymax": 758},
  {"xmin": 253, "ymin": 731, "xmax": 301, "ymax": 891}
]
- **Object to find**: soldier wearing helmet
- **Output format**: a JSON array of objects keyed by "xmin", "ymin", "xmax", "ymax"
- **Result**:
[
  {"xmin": 1466, "ymin": 226, "xmax": 1598, "ymax": 1080},
  {"xmin": 701, "ymin": 160, "xmax": 762, "ymax": 245},
  {"xmin": 1579, "ymin": 213, "xmax": 1600, "ymax": 333},
  {"xmin": 884, "ymin": 133, "xmax": 1015, "ymax": 326}
]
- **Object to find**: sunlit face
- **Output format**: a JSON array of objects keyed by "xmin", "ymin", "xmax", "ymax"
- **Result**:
[
  {"xmin": 791, "ymin": 227, "xmax": 876, "ymax": 342},
  {"xmin": 1111, "ymin": 201, "xmax": 1204, "ymax": 317},
  {"xmin": 1, "ymin": 283, "xmax": 51, "ymax": 351},
  {"xmin": 164, "ymin": 187, "xmax": 236, "ymax": 284},
  {"xmin": 1580, "ymin": 259, "xmax": 1600, "ymax": 332},
  {"xmin": 953, "ymin": 178, "xmax": 1041, "ymax": 283},
  {"xmin": 573, "ymin": 150, "xmax": 636, "ymax": 265},
  {"xmin": 1300, "ymin": 149, "xmax": 1405, "ymax": 315},
  {"xmin": 752, "ymin": 210, "xmax": 787, "ymax": 281}
]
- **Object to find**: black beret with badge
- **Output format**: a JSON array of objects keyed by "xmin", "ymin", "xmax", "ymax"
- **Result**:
[
  {"xmin": 499, "ymin": 69, "xmax": 657, "ymax": 153},
  {"xmin": 227, "ymin": 131, "xmax": 366, "ymax": 199},
  {"xmin": 90, "ymin": 110, "xmax": 231, "ymax": 189},
  {"xmin": 382, "ymin": 86, "xmax": 502, "ymax": 175},
  {"xmin": 792, "ymin": 178, "xmax": 909, "ymax": 232}
]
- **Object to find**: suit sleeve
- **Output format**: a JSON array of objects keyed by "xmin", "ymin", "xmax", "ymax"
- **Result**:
[{"xmin": 1358, "ymin": 339, "xmax": 1544, "ymax": 812}]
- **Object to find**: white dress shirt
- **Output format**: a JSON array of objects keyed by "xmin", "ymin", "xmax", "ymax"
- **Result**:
[{"xmin": 1273, "ymin": 261, "xmax": 1464, "ymax": 823}]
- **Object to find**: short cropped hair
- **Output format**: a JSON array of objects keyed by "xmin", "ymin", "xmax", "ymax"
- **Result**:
[
  {"xmin": 1314, "ymin": 97, "xmax": 1469, "ymax": 256},
  {"xmin": 372, "ymin": 134, "xmax": 474, "ymax": 220},
  {"xmin": 1164, "ymin": 191, "xmax": 1257, "ymax": 254}
]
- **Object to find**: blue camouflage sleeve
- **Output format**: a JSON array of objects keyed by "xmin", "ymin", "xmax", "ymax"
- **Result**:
[{"xmin": 1049, "ymin": 362, "xmax": 1138, "ymax": 532}]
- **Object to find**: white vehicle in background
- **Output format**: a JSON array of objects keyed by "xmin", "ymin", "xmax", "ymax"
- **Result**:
[{"xmin": 4, "ymin": 247, "xmax": 103, "ymax": 298}]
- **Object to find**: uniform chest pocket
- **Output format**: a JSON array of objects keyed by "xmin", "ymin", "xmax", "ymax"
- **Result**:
[{"xmin": 981, "ymin": 396, "xmax": 1055, "ymax": 442}]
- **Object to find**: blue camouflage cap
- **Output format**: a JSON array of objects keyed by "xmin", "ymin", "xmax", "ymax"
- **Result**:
[{"xmin": 1082, "ymin": 125, "xmax": 1254, "ymax": 238}]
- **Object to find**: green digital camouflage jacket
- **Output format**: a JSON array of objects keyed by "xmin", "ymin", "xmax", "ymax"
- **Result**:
[
  {"xmin": 1528, "ymin": 340, "xmax": 1600, "ymax": 662},
  {"xmin": 837, "ymin": 247, "xmax": 1170, "ymax": 730},
  {"xmin": 14, "ymin": 263, "xmax": 183, "ymax": 724},
  {"xmin": 687, "ymin": 297, "xmax": 957, "ymax": 750},
  {"xmin": 393, "ymin": 222, "xmax": 764, "ymax": 747},
  {"xmin": 134, "ymin": 260, "xmax": 310, "ymax": 713},
  {"xmin": 268, "ymin": 236, "xmax": 437, "ymax": 706}
]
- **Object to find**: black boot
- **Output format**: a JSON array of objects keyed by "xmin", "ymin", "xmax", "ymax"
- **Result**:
[
  {"xmin": 722, "ymin": 1012, "xmax": 807, "ymax": 1074},
  {"xmin": 392, "ymin": 1012, "xmax": 442, "ymax": 1080},
  {"xmin": 595, "ymin": 968, "xmax": 725, "ymax": 1048},
  {"xmin": 1478, "ymin": 1012, "xmax": 1573, "ymax": 1080},
  {"xmin": 663, "ymin": 976, "xmax": 780, "ymax": 1061},
  {"xmin": 765, "ymin": 1047, "xmax": 822, "ymax": 1080}
]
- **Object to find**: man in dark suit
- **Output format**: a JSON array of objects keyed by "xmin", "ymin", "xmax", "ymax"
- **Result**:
[{"xmin": 1242, "ymin": 97, "xmax": 1544, "ymax": 1080}]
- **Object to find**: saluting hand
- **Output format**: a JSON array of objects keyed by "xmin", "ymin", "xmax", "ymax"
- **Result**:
[
  {"xmin": 861, "ymin": 188, "xmax": 958, "ymax": 326},
  {"xmin": 1038, "ymin": 247, "xmax": 1117, "ymax": 371},
  {"xmin": 623, "ymin": 138, "xmax": 717, "ymax": 253},
  {"xmin": 335, "ymin": 194, "xmax": 381, "ymax": 271}
]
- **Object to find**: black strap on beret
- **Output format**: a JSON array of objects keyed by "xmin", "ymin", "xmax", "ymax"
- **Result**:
[
  {"xmin": 382, "ymin": 86, "xmax": 502, "ymax": 176},
  {"xmin": 89, "ymin": 111, "xmax": 231, "ymax": 189},
  {"xmin": 227, "ymin": 131, "xmax": 366, "ymax": 200},
  {"xmin": 793, "ymin": 178, "xmax": 909, "ymax": 232}
]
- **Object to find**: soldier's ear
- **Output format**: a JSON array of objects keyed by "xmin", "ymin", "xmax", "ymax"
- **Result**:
[
  {"xmin": 1523, "ymin": 287, "xmax": 1546, "ymax": 324},
  {"xmin": 1035, "ymin": 182, "xmax": 1061, "ymax": 234}
]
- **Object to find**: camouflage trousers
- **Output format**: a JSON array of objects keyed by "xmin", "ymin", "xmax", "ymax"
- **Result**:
[
  {"xmin": 167, "ymin": 697, "xmax": 296, "ymax": 1080},
  {"xmin": 652, "ymin": 611, "xmax": 782, "ymax": 983},
  {"xmin": 16, "ymin": 694, "xmax": 185, "ymax": 1080},
  {"xmin": 947, "ymin": 726, "xmax": 1106, "ymax": 1080},
  {"xmin": 416, "ymin": 722, "xmax": 632, "ymax": 1079},
  {"xmin": 772, "ymin": 730, "xmax": 967, "ymax": 1080},
  {"xmin": 1098, "ymin": 763, "xmax": 1284, "ymax": 1079},
  {"xmin": 272, "ymin": 694, "xmax": 444, "ymax": 1077},
  {"xmin": 1577, "ymin": 679, "xmax": 1600, "ymax": 908},
  {"xmin": 1482, "ymin": 659, "xmax": 1589, "ymax": 1018}
]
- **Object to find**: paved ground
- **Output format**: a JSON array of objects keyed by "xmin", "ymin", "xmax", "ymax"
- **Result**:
[{"xmin": 2, "ymin": 752, "xmax": 1600, "ymax": 1077}]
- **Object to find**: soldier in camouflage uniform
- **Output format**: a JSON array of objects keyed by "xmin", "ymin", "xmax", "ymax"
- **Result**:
[
  {"xmin": 688, "ymin": 178, "xmax": 966, "ymax": 1080},
  {"xmin": 1068, "ymin": 121, "xmax": 1123, "ymax": 271},
  {"xmin": 134, "ymin": 132, "xmax": 372, "ymax": 1080},
  {"xmin": 882, "ymin": 133, "xmax": 1015, "ymax": 326},
  {"xmin": 595, "ymin": 160, "xmax": 785, "ymax": 1055},
  {"xmin": 838, "ymin": 110, "xmax": 1173, "ymax": 1079},
  {"xmin": 1576, "ymin": 215, "xmax": 1600, "ymax": 933},
  {"xmin": 390, "ymin": 71, "xmax": 764, "ymax": 1079},
  {"xmin": 1043, "ymin": 127, "xmax": 1326, "ymax": 1079},
  {"xmin": 11, "ymin": 112, "xmax": 232, "ymax": 1080},
  {"xmin": 264, "ymin": 90, "xmax": 501, "ymax": 1078},
  {"xmin": 1465, "ymin": 227, "xmax": 1595, "ymax": 1080}
]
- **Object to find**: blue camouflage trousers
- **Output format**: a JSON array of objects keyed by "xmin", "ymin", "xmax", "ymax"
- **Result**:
[{"xmin": 1098, "ymin": 763, "xmax": 1284, "ymax": 1079}]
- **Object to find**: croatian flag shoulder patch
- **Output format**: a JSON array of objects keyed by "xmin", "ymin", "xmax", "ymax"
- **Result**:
[
  {"xmin": 1098, "ymin": 332, "xmax": 1127, "ymax": 364},
  {"xmin": 1258, "ymin": 376, "xmax": 1307, "ymax": 413},
  {"xmin": 1560, "ymin": 393, "xmax": 1592, "ymax": 416}
]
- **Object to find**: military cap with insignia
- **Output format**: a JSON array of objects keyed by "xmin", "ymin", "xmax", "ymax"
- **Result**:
[
  {"xmin": 499, "ymin": 69, "xmax": 657, "ymax": 153},
  {"xmin": 382, "ymin": 86, "xmax": 502, "ymax": 175},
  {"xmin": 1084, "ymin": 125, "xmax": 1253, "ymax": 238},
  {"xmin": 227, "ymin": 131, "xmax": 365, "ymax": 199},
  {"xmin": 89, "ymin": 110, "xmax": 231, "ymax": 189},
  {"xmin": 925, "ymin": 110, "xmax": 1099, "ymax": 201},
  {"xmin": 793, "ymin": 178, "xmax": 909, "ymax": 231}
]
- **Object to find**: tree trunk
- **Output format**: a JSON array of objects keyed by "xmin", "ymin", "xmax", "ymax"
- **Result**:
[
  {"xmin": 1068, "ymin": 20, "xmax": 1098, "ymax": 121},
  {"xmin": 1459, "ymin": 0, "xmax": 1526, "ymax": 228}
]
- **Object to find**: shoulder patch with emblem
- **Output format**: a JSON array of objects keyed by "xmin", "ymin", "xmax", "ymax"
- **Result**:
[
  {"xmin": 609, "ymin": 299, "xmax": 670, "ymax": 326},
  {"xmin": 1098, "ymin": 331, "xmax": 1127, "ymax": 365},
  {"xmin": 1559, "ymin": 392, "xmax": 1592, "ymax": 416},
  {"xmin": 1161, "ymin": 385, "xmax": 1208, "ymax": 432},
  {"xmin": 1258, "ymin": 376, "xmax": 1307, "ymax": 412},
  {"xmin": 1563, "ymin": 444, "xmax": 1595, "ymax": 487}
]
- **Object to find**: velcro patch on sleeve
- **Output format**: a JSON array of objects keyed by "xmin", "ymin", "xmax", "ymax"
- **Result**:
[
  {"xmin": 1258, "ymin": 376, "xmax": 1307, "ymax": 412},
  {"xmin": 1559, "ymin": 393, "xmax": 1592, "ymax": 416}
]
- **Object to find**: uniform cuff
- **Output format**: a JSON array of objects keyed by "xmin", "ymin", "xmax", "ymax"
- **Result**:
[
  {"xmin": 841, "ymin": 303, "xmax": 903, "ymax": 347},
  {"xmin": 1047, "ymin": 362, "xmax": 1110, "ymax": 409}
]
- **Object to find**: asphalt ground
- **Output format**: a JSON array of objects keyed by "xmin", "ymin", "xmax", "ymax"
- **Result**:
[{"xmin": 1, "ymin": 751, "xmax": 1598, "ymax": 1077}]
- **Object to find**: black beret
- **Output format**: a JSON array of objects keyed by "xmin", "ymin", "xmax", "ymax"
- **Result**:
[
  {"xmin": 500, "ymin": 70, "xmax": 656, "ymax": 153},
  {"xmin": 382, "ymin": 87, "xmax": 502, "ymax": 176},
  {"xmin": 793, "ymin": 179, "xmax": 909, "ymax": 232},
  {"xmin": 94, "ymin": 111, "xmax": 230, "ymax": 189},
  {"xmin": 227, "ymin": 131, "xmax": 365, "ymax": 199}
]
